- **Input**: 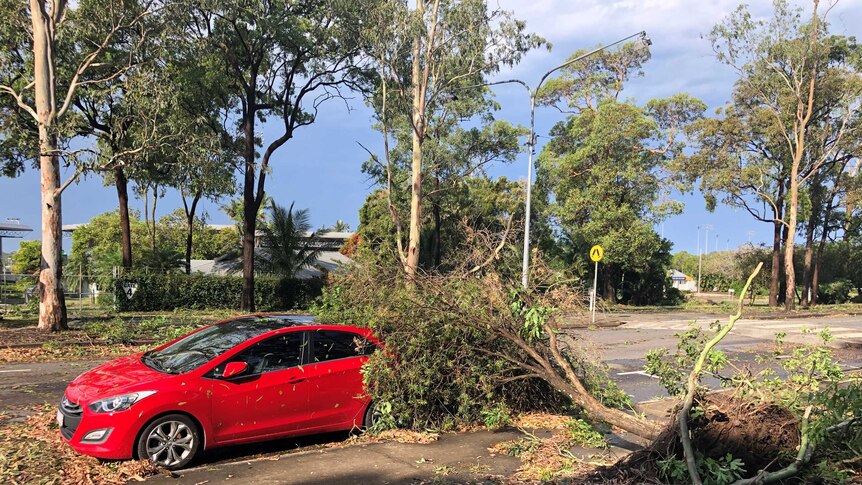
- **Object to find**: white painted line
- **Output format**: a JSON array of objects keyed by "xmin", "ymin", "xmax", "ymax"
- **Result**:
[
  {"xmin": 617, "ymin": 370, "xmax": 659, "ymax": 379},
  {"xmin": 0, "ymin": 369, "xmax": 31, "ymax": 374}
]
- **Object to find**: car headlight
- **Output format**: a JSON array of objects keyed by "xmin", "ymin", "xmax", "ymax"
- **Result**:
[{"xmin": 88, "ymin": 391, "xmax": 156, "ymax": 413}]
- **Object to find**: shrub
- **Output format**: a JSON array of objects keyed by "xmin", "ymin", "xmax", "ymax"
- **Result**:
[
  {"xmin": 819, "ymin": 279, "xmax": 853, "ymax": 304},
  {"xmin": 661, "ymin": 287, "xmax": 685, "ymax": 306},
  {"xmin": 112, "ymin": 274, "xmax": 323, "ymax": 311}
]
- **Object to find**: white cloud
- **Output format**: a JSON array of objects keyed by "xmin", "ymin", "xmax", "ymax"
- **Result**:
[{"xmin": 491, "ymin": 0, "xmax": 862, "ymax": 107}]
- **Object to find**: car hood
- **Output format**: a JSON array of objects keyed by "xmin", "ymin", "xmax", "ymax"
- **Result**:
[{"xmin": 66, "ymin": 354, "xmax": 170, "ymax": 404}]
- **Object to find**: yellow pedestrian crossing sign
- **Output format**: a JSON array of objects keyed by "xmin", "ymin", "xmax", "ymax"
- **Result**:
[{"xmin": 589, "ymin": 245, "xmax": 603, "ymax": 262}]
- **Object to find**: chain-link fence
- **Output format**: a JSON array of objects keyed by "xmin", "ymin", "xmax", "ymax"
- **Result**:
[{"xmin": 0, "ymin": 271, "xmax": 111, "ymax": 317}]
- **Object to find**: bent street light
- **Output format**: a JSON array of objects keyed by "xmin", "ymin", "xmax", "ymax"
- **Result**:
[{"xmin": 487, "ymin": 31, "xmax": 651, "ymax": 288}]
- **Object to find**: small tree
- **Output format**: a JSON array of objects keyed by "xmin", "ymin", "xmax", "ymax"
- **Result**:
[{"xmin": 10, "ymin": 240, "xmax": 41, "ymax": 275}]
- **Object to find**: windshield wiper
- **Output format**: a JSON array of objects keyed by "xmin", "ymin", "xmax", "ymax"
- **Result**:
[{"xmin": 141, "ymin": 352, "xmax": 163, "ymax": 372}]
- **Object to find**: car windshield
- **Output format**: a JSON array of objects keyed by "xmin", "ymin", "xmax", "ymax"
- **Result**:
[{"xmin": 142, "ymin": 316, "xmax": 311, "ymax": 374}]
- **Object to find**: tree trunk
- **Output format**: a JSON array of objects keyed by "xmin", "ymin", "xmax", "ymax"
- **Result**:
[
  {"xmin": 800, "ymin": 208, "xmax": 817, "ymax": 307},
  {"xmin": 602, "ymin": 265, "xmax": 616, "ymax": 303},
  {"xmin": 405, "ymin": 15, "xmax": 424, "ymax": 279},
  {"xmin": 544, "ymin": 328, "xmax": 659, "ymax": 440},
  {"xmin": 844, "ymin": 150, "xmax": 859, "ymax": 241},
  {"xmin": 769, "ymin": 220, "xmax": 782, "ymax": 307},
  {"xmin": 115, "ymin": 166, "xmax": 133, "ymax": 271},
  {"xmin": 778, "ymin": 223, "xmax": 789, "ymax": 306},
  {"xmin": 768, "ymin": 184, "xmax": 785, "ymax": 307},
  {"xmin": 149, "ymin": 186, "xmax": 158, "ymax": 251},
  {"xmin": 784, "ymin": 178, "xmax": 798, "ymax": 311},
  {"xmin": 183, "ymin": 193, "xmax": 201, "ymax": 275},
  {"xmin": 241, "ymin": 104, "xmax": 257, "ymax": 311},
  {"xmin": 32, "ymin": 0, "xmax": 67, "ymax": 332},
  {"xmin": 432, "ymin": 193, "xmax": 441, "ymax": 268},
  {"xmin": 812, "ymin": 199, "xmax": 835, "ymax": 305}
]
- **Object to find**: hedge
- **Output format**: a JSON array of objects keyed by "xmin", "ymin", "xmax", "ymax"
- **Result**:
[{"xmin": 112, "ymin": 274, "xmax": 323, "ymax": 312}]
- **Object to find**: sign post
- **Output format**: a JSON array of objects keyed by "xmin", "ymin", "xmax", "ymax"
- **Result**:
[{"xmin": 589, "ymin": 245, "xmax": 603, "ymax": 324}]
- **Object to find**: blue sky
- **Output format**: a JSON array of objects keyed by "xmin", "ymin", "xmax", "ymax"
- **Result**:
[{"xmin": 1, "ymin": 0, "xmax": 860, "ymax": 255}]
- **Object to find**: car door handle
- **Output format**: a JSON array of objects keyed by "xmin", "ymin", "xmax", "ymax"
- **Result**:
[{"xmin": 287, "ymin": 377, "xmax": 306, "ymax": 384}]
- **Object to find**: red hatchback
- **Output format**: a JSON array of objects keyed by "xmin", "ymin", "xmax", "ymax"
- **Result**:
[{"xmin": 58, "ymin": 315, "xmax": 380, "ymax": 469}]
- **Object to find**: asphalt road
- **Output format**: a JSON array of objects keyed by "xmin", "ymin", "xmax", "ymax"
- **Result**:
[{"xmin": 571, "ymin": 312, "xmax": 862, "ymax": 403}]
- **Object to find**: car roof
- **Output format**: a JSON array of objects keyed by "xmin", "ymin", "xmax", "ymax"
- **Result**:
[{"xmin": 220, "ymin": 314, "xmax": 369, "ymax": 336}]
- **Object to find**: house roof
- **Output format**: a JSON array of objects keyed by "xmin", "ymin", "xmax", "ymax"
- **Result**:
[{"xmin": 190, "ymin": 250, "xmax": 351, "ymax": 280}]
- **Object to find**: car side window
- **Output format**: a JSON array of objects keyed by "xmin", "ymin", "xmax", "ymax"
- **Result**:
[
  {"xmin": 214, "ymin": 332, "xmax": 305, "ymax": 377},
  {"xmin": 311, "ymin": 330, "xmax": 376, "ymax": 363}
]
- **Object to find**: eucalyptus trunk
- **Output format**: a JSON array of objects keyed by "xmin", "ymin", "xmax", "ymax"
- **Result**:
[
  {"xmin": 115, "ymin": 166, "xmax": 133, "ymax": 271},
  {"xmin": 784, "ymin": 153, "xmax": 801, "ymax": 311},
  {"xmin": 241, "ymin": 95, "xmax": 257, "ymax": 311},
  {"xmin": 182, "ymin": 193, "xmax": 201, "ymax": 275},
  {"xmin": 800, "ymin": 208, "xmax": 817, "ymax": 307},
  {"xmin": 768, "ymin": 184, "xmax": 785, "ymax": 307},
  {"xmin": 32, "ymin": 0, "xmax": 68, "ymax": 332},
  {"xmin": 405, "ymin": 21, "xmax": 424, "ymax": 279},
  {"xmin": 769, "ymin": 220, "xmax": 782, "ymax": 307}
]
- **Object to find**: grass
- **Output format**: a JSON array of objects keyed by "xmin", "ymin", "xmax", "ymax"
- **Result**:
[{"xmin": 0, "ymin": 309, "xmax": 249, "ymax": 363}]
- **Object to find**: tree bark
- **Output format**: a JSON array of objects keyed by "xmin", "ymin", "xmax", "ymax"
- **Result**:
[
  {"xmin": 115, "ymin": 166, "xmax": 133, "ymax": 271},
  {"xmin": 32, "ymin": 0, "xmax": 67, "ymax": 332},
  {"xmin": 769, "ymin": 220, "xmax": 782, "ymax": 307},
  {"xmin": 545, "ymin": 325, "xmax": 658, "ymax": 439},
  {"xmin": 768, "ymin": 184, "xmax": 785, "ymax": 307},
  {"xmin": 812, "ymin": 197, "xmax": 836, "ymax": 305},
  {"xmin": 405, "ymin": 7, "xmax": 424, "ymax": 279},
  {"xmin": 182, "ymin": 192, "xmax": 201, "ymax": 275},
  {"xmin": 800, "ymin": 204, "xmax": 817, "ymax": 307},
  {"xmin": 432, "ymin": 191, "xmax": 442, "ymax": 268},
  {"xmin": 778, "ymin": 223, "xmax": 789, "ymax": 306},
  {"xmin": 241, "ymin": 97, "xmax": 257, "ymax": 311},
  {"xmin": 602, "ymin": 265, "xmax": 616, "ymax": 303},
  {"xmin": 784, "ymin": 183, "xmax": 797, "ymax": 311}
]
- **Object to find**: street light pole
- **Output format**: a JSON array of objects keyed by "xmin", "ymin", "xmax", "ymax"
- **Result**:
[
  {"xmin": 489, "ymin": 30, "xmax": 651, "ymax": 288},
  {"xmin": 697, "ymin": 226, "xmax": 702, "ymax": 294},
  {"xmin": 521, "ymin": 93, "xmax": 537, "ymax": 288}
]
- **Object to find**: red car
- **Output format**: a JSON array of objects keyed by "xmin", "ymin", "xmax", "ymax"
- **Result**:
[{"xmin": 58, "ymin": 315, "xmax": 380, "ymax": 469}]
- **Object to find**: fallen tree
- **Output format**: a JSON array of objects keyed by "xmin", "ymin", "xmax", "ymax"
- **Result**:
[{"xmin": 316, "ymin": 223, "xmax": 660, "ymax": 439}]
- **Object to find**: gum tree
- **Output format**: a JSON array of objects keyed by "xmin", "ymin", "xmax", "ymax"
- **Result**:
[
  {"xmin": 687, "ymin": 0, "xmax": 862, "ymax": 309},
  {"xmin": 363, "ymin": 0, "xmax": 543, "ymax": 278},
  {"xmin": 0, "ymin": 0, "xmax": 154, "ymax": 331},
  {"xmin": 183, "ymin": 0, "xmax": 373, "ymax": 310}
]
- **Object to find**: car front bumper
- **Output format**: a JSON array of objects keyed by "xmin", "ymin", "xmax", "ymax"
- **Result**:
[{"xmin": 58, "ymin": 399, "xmax": 137, "ymax": 460}]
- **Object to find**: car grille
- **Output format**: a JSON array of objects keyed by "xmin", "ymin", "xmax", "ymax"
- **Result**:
[{"xmin": 59, "ymin": 396, "xmax": 83, "ymax": 440}]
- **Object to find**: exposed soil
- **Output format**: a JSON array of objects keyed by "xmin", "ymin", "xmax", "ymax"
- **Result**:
[{"xmin": 583, "ymin": 393, "xmax": 800, "ymax": 483}]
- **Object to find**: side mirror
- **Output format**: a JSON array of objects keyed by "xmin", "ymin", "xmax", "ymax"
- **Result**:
[{"xmin": 222, "ymin": 361, "xmax": 248, "ymax": 379}]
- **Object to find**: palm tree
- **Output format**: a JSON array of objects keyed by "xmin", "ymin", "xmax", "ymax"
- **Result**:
[
  {"xmin": 318, "ymin": 220, "xmax": 351, "ymax": 233},
  {"xmin": 140, "ymin": 247, "xmax": 186, "ymax": 274},
  {"xmin": 225, "ymin": 201, "xmax": 320, "ymax": 278}
]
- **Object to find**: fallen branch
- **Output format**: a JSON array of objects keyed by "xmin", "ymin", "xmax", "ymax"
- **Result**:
[{"xmin": 678, "ymin": 262, "xmax": 763, "ymax": 485}]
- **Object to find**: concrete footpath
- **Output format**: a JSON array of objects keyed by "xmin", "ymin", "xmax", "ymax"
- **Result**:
[{"xmin": 149, "ymin": 430, "xmax": 527, "ymax": 484}]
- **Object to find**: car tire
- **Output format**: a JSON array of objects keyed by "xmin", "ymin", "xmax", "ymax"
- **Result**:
[
  {"xmin": 363, "ymin": 401, "xmax": 381, "ymax": 430},
  {"xmin": 136, "ymin": 414, "xmax": 201, "ymax": 470}
]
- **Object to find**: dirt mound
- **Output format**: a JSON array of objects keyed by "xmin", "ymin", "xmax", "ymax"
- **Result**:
[{"xmin": 582, "ymin": 394, "xmax": 800, "ymax": 483}]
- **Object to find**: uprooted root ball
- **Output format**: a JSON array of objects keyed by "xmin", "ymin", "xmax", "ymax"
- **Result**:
[{"xmin": 583, "ymin": 393, "xmax": 800, "ymax": 483}]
